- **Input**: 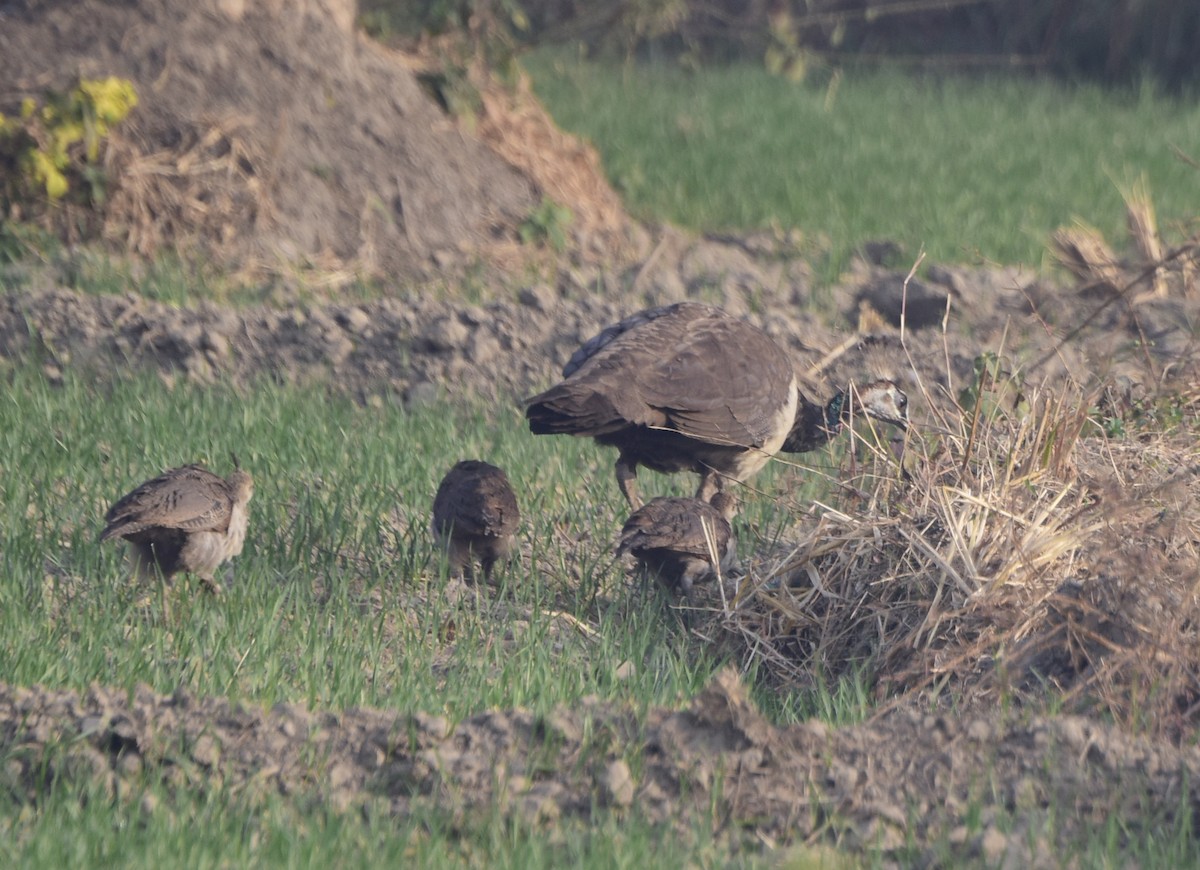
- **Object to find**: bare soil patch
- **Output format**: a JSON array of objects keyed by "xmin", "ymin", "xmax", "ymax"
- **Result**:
[{"xmin": 2, "ymin": 230, "xmax": 1196, "ymax": 412}]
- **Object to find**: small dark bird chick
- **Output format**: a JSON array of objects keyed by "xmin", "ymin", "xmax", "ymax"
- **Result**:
[
  {"xmin": 526, "ymin": 302, "xmax": 908, "ymax": 509},
  {"xmin": 431, "ymin": 460, "xmax": 520, "ymax": 584},
  {"xmin": 101, "ymin": 464, "xmax": 254, "ymax": 592},
  {"xmin": 617, "ymin": 491, "xmax": 739, "ymax": 598}
]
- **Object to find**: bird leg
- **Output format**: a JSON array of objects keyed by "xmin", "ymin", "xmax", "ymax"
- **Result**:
[
  {"xmin": 615, "ymin": 457, "xmax": 643, "ymax": 510},
  {"xmin": 695, "ymin": 468, "xmax": 724, "ymax": 504}
]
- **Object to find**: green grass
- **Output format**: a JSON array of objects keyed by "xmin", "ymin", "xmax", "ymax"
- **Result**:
[
  {"xmin": 0, "ymin": 362, "xmax": 755, "ymax": 714},
  {"xmin": 7, "ymin": 55, "xmax": 1200, "ymax": 856},
  {"xmin": 524, "ymin": 55, "xmax": 1200, "ymax": 282},
  {"xmin": 0, "ymin": 361, "xmax": 834, "ymax": 865},
  {"xmin": 2, "ymin": 361, "xmax": 1197, "ymax": 865},
  {"xmin": 0, "ymin": 777, "xmax": 742, "ymax": 869},
  {"xmin": 0, "ymin": 349, "xmax": 957, "ymax": 866}
]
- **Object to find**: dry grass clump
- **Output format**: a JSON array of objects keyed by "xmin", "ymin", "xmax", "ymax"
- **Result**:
[
  {"xmin": 1052, "ymin": 176, "xmax": 1199, "ymax": 304},
  {"xmin": 102, "ymin": 117, "xmax": 271, "ymax": 261},
  {"xmin": 475, "ymin": 68, "xmax": 637, "ymax": 263},
  {"xmin": 395, "ymin": 37, "xmax": 640, "ymax": 272},
  {"xmin": 718, "ymin": 368, "xmax": 1200, "ymax": 735}
]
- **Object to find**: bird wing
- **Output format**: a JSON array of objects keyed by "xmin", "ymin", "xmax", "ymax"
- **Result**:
[
  {"xmin": 528, "ymin": 304, "xmax": 711, "ymax": 435},
  {"xmin": 618, "ymin": 498, "xmax": 730, "ymax": 559},
  {"xmin": 529, "ymin": 303, "xmax": 794, "ymax": 449},
  {"xmin": 102, "ymin": 466, "xmax": 233, "ymax": 539},
  {"xmin": 561, "ymin": 302, "xmax": 710, "ymax": 378},
  {"xmin": 633, "ymin": 314, "xmax": 794, "ymax": 449}
]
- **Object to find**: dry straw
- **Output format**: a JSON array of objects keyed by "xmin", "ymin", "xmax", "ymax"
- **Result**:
[
  {"xmin": 711, "ymin": 254, "xmax": 1200, "ymax": 735},
  {"xmin": 102, "ymin": 115, "xmax": 271, "ymax": 261}
]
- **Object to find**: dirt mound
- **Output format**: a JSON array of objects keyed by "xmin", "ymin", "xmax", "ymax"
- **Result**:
[
  {"xmin": 0, "ymin": 0, "xmax": 548, "ymax": 278},
  {"xmin": 3, "ymin": 669, "xmax": 1197, "ymax": 862}
]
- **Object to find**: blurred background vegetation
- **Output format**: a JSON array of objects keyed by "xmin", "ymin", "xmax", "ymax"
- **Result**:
[{"xmin": 360, "ymin": 0, "xmax": 1200, "ymax": 90}]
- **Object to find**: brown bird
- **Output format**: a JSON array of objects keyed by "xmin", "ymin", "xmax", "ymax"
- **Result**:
[
  {"xmin": 101, "ymin": 463, "xmax": 254, "ymax": 592},
  {"xmin": 431, "ymin": 460, "xmax": 521, "ymax": 584},
  {"xmin": 617, "ymin": 491, "xmax": 739, "ymax": 597},
  {"xmin": 526, "ymin": 302, "xmax": 908, "ymax": 509}
]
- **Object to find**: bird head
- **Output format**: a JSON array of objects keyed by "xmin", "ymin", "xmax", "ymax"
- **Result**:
[
  {"xmin": 845, "ymin": 379, "xmax": 909, "ymax": 429},
  {"xmin": 708, "ymin": 490, "xmax": 740, "ymax": 522},
  {"xmin": 227, "ymin": 469, "xmax": 255, "ymax": 505}
]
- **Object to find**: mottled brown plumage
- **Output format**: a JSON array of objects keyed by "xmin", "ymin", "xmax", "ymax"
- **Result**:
[
  {"xmin": 526, "ymin": 302, "xmax": 908, "ymax": 508},
  {"xmin": 101, "ymin": 464, "xmax": 254, "ymax": 591},
  {"xmin": 617, "ymin": 492, "xmax": 739, "ymax": 597},
  {"xmin": 431, "ymin": 460, "xmax": 520, "ymax": 584}
]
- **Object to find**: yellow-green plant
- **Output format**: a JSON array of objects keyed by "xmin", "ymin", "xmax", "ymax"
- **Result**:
[
  {"xmin": 0, "ymin": 76, "xmax": 137, "ymax": 206},
  {"xmin": 518, "ymin": 196, "xmax": 572, "ymax": 251}
]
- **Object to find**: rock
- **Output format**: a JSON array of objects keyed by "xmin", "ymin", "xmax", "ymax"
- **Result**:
[
  {"xmin": 117, "ymin": 752, "xmax": 144, "ymax": 778},
  {"xmin": 600, "ymin": 759, "xmax": 635, "ymax": 808},
  {"xmin": 855, "ymin": 273, "xmax": 948, "ymax": 329},
  {"xmin": 328, "ymin": 761, "xmax": 355, "ymax": 790},
  {"xmin": 860, "ymin": 239, "xmax": 905, "ymax": 266},
  {"xmin": 680, "ymin": 240, "xmax": 779, "ymax": 306},
  {"xmin": 202, "ymin": 328, "xmax": 231, "ymax": 358},
  {"xmin": 357, "ymin": 743, "xmax": 386, "ymax": 771},
  {"xmin": 323, "ymin": 331, "xmax": 355, "ymax": 366},
  {"xmin": 413, "ymin": 712, "xmax": 451, "ymax": 741},
  {"xmin": 61, "ymin": 746, "xmax": 115, "ymax": 799},
  {"xmin": 466, "ymin": 330, "xmax": 500, "ymax": 365},
  {"xmin": 405, "ymin": 380, "xmax": 440, "ymax": 407},
  {"xmin": 979, "ymin": 826, "xmax": 1009, "ymax": 863},
  {"xmin": 191, "ymin": 734, "xmax": 220, "ymax": 767},
  {"xmin": 421, "ymin": 316, "xmax": 469, "ymax": 352},
  {"xmin": 339, "ymin": 307, "xmax": 372, "ymax": 335},
  {"xmin": 613, "ymin": 660, "xmax": 637, "ymax": 681},
  {"xmin": 966, "ymin": 719, "xmax": 992, "ymax": 741},
  {"xmin": 520, "ymin": 782, "xmax": 563, "ymax": 823},
  {"xmin": 518, "ymin": 284, "xmax": 557, "ymax": 312}
]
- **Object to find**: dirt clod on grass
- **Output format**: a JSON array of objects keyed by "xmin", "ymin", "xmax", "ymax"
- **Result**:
[{"xmin": 3, "ymin": 668, "xmax": 1199, "ymax": 862}]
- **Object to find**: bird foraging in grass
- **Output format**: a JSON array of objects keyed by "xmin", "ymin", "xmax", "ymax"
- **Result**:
[
  {"xmin": 617, "ymin": 491, "xmax": 739, "ymax": 598},
  {"xmin": 431, "ymin": 460, "xmax": 520, "ymax": 584},
  {"xmin": 526, "ymin": 302, "xmax": 908, "ymax": 509},
  {"xmin": 101, "ymin": 462, "xmax": 254, "ymax": 593}
]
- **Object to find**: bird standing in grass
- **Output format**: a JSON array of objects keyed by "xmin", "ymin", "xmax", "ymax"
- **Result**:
[
  {"xmin": 101, "ymin": 463, "xmax": 254, "ymax": 593},
  {"xmin": 431, "ymin": 460, "xmax": 520, "ymax": 584},
  {"xmin": 617, "ymin": 491, "xmax": 739, "ymax": 598},
  {"xmin": 526, "ymin": 302, "xmax": 909, "ymax": 509}
]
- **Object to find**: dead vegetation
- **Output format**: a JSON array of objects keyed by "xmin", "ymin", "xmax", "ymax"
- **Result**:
[
  {"xmin": 715, "ymin": 327, "xmax": 1200, "ymax": 738},
  {"xmin": 1052, "ymin": 175, "xmax": 1200, "ymax": 303},
  {"xmin": 102, "ymin": 117, "xmax": 270, "ymax": 263}
]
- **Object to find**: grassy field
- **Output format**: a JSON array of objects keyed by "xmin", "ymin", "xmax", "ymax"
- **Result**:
[
  {"xmin": 525, "ymin": 55, "xmax": 1200, "ymax": 282},
  {"xmin": 0, "ymin": 361, "xmax": 858, "ymax": 865},
  {"xmin": 4, "ymin": 57, "xmax": 1200, "ymax": 866},
  {"xmin": 4, "ymin": 359, "xmax": 1196, "ymax": 865}
]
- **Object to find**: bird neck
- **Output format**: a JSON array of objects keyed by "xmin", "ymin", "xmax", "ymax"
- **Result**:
[{"xmin": 782, "ymin": 391, "xmax": 846, "ymax": 453}]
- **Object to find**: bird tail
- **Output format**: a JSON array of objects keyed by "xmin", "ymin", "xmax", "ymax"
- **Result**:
[{"xmin": 525, "ymin": 386, "xmax": 623, "ymax": 435}]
